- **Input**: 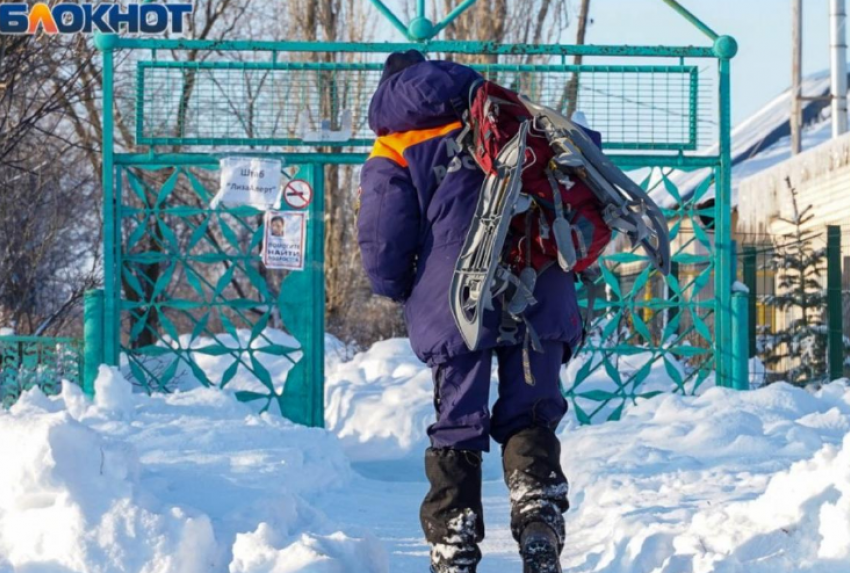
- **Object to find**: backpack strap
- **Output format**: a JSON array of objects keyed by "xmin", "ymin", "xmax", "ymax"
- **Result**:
[
  {"xmin": 545, "ymin": 169, "xmax": 578, "ymax": 272},
  {"xmin": 497, "ymin": 305, "xmax": 520, "ymax": 345},
  {"xmin": 452, "ymin": 79, "xmax": 486, "ymax": 150},
  {"xmin": 500, "ymin": 210, "xmax": 546, "ymax": 386},
  {"xmin": 574, "ymin": 266, "xmax": 601, "ymax": 354},
  {"xmin": 498, "ymin": 265, "xmax": 537, "ymax": 316},
  {"xmin": 449, "ymin": 78, "xmax": 484, "ymax": 116}
]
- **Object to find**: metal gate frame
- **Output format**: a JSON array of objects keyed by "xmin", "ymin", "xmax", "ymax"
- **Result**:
[
  {"xmin": 93, "ymin": 0, "xmax": 740, "ymax": 426},
  {"xmin": 103, "ymin": 155, "xmax": 325, "ymax": 425}
]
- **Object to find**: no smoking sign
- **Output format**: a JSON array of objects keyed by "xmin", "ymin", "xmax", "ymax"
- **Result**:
[{"xmin": 283, "ymin": 179, "xmax": 313, "ymax": 210}]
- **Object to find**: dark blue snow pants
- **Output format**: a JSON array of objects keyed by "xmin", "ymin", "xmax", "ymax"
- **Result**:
[{"xmin": 428, "ymin": 341, "xmax": 570, "ymax": 451}]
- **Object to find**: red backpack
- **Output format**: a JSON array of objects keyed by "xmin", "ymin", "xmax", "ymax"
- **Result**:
[{"xmin": 465, "ymin": 81, "xmax": 611, "ymax": 274}]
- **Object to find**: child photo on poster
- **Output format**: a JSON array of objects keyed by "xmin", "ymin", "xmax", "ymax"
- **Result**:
[{"xmin": 262, "ymin": 211, "xmax": 306, "ymax": 270}]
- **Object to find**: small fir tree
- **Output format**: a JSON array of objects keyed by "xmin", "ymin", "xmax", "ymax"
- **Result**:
[{"xmin": 758, "ymin": 177, "xmax": 829, "ymax": 385}]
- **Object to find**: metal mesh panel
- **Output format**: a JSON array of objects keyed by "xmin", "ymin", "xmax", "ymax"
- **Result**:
[
  {"xmin": 136, "ymin": 61, "xmax": 701, "ymax": 150},
  {"xmin": 479, "ymin": 65, "xmax": 699, "ymax": 150},
  {"xmin": 739, "ymin": 233, "xmax": 849, "ymax": 387}
]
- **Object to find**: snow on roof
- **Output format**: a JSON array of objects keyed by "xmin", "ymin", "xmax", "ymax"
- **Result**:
[
  {"xmin": 737, "ymin": 128, "xmax": 850, "ymax": 235},
  {"xmin": 646, "ymin": 69, "xmax": 836, "ymax": 209}
]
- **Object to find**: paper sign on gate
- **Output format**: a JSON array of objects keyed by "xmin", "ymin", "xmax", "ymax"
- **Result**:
[
  {"xmin": 212, "ymin": 157, "xmax": 282, "ymax": 209},
  {"xmin": 262, "ymin": 210, "xmax": 307, "ymax": 270}
]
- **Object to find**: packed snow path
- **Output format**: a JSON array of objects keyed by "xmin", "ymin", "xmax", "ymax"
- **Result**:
[
  {"xmin": 1, "ymin": 336, "xmax": 849, "ymax": 572},
  {"xmin": 314, "ymin": 458, "xmax": 523, "ymax": 572},
  {"xmin": 329, "ymin": 338, "xmax": 850, "ymax": 572},
  {"xmin": 324, "ymin": 367, "xmax": 850, "ymax": 572}
]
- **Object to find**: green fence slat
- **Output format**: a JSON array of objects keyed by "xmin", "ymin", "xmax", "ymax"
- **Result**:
[
  {"xmin": 155, "ymin": 170, "xmax": 181, "ymax": 207},
  {"xmin": 220, "ymin": 360, "xmax": 240, "ymax": 388}
]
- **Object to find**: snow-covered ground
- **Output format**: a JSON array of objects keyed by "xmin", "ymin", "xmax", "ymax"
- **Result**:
[
  {"xmin": 2, "ymin": 335, "xmax": 850, "ymax": 572},
  {"xmin": 560, "ymin": 383, "xmax": 850, "ymax": 573},
  {"xmin": 0, "ymin": 366, "xmax": 386, "ymax": 573}
]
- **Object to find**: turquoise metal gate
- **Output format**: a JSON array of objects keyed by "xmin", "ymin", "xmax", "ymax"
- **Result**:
[
  {"xmin": 104, "ymin": 156, "xmax": 325, "ymax": 424},
  {"xmin": 94, "ymin": 0, "xmax": 740, "ymax": 425}
]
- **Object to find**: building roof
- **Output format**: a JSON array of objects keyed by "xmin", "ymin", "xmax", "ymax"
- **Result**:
[{"xmin": 647, "ymin": 69, "xmax": 839, "ymax": 209}]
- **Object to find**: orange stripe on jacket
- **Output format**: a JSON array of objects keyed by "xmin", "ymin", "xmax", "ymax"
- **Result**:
[{"xmin": 368, "ymin": 121, "xmax": 463, "ymax": 168}]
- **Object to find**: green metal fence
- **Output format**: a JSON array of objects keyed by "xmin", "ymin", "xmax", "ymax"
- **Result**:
[
  {"xmin": 0, "ymin": 336, "xmax": 84, "ymax": 408},
  {"xmin": 740, "ymin": 227, "xmax": 849, "ymax": 387},
  {"xmin": 91, "ymin": 0, "xmax": 739, "ymax": 426}
]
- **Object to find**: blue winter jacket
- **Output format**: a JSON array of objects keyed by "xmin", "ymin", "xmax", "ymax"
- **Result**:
[{"xmin": 357, "ymin": 60, "xmax": 583, "ymax": 365}]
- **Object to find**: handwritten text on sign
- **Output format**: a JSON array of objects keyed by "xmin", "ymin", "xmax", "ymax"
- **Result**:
[{"xmin": 212, "ymin": 157, "xmax": 282, "ymax": 209}]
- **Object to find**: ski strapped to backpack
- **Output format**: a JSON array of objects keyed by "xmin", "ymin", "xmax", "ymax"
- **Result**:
[{"xmin": 449, "ymin": 81, "xmax": 671, "ymax": 369}]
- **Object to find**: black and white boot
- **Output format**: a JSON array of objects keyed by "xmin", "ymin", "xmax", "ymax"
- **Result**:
[
  {"xmin": 502, "ymin": 426, "xmax": 569, "ymax": 573},
  {"xmin": 520, "ymin": 522, "xmax": 562, "ymax": 573},
  {"xmin": 421, "ymin": 448, "xmax": 485, "ymax": 573}
]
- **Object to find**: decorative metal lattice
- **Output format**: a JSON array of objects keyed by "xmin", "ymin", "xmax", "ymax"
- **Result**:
[
  {"xmin": 566, "ymin": 170, "xmax": 717, "ymax": 422},
  {"xmin": 0, "ymin": 336, "xmax": 83, "ymax": 408},
  {"xmin": 115, "ymin": 164, "xmax": 324, "ymax": 425}
]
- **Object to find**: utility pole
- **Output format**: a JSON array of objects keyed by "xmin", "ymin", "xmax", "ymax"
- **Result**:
[
  {"xmin": 791, "ymin": 0, "xmax": 803, "ymax": 155},
  {"xmin": 831, "ymin": 0, "xmax": 848, "ymax": 137},
  {"xmin": 565, "ymin": 0, "xmax": 591, "ymax": 120}
]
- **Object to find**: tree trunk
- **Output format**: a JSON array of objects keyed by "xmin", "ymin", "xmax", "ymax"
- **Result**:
[{"xmin": 565, "ymin": 0, "xmax": 591, "ymax": 118}]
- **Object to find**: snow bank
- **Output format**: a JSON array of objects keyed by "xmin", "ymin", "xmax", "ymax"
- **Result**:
[
  {"xmin": 324, "ymin": 338, "xmax": 688, "ymax": 461},
  {"xmin": 231, "ymin": 525, "xmax": 387, "ymax": 573},
  {"xmin": 0, "ymin": 367, "xmax": 387, "ymax": 573},
  {"xmin": 321, "ymin": 338, "xmax": 850, "ymax": 572},
  {"xmin": 0, "ymin": 385, "xmax": 217, "ymax": 572},
  {"xmin": 561, "ymin": 381, "xmax": 850, "ymax": 573},
  {"xmin": 5, "ymin": 336, "xmax": 849, "ymax": 572},
  {"xmin": 324, "ymin": 338, "xmax": 434, "ymax": 462}
]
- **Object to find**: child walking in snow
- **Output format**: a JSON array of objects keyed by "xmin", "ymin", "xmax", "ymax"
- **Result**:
[{"xmin": 358, "ymin": 51, "xmax": 591, "ymax": 573}]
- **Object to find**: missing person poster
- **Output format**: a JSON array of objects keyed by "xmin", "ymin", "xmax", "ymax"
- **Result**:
[
  {"xmin": 262, "ymin": 210, "xmax": 307, "ymax": 270},
  {"xmin": 212, "ymin": 157, "xmax": 282, "ymax": 209}
]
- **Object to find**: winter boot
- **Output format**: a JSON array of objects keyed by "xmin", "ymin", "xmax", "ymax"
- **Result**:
[
  {"xmin": 420, "ymin": 448, "xmax": 485, "ymax": 573},
  {"xmin": 502, "ymin": 426, "xmax": 569, "ymax": 568},
  {"xmin": 520, "ymin": 522, "xmax": 562, "ymax": 573}
]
